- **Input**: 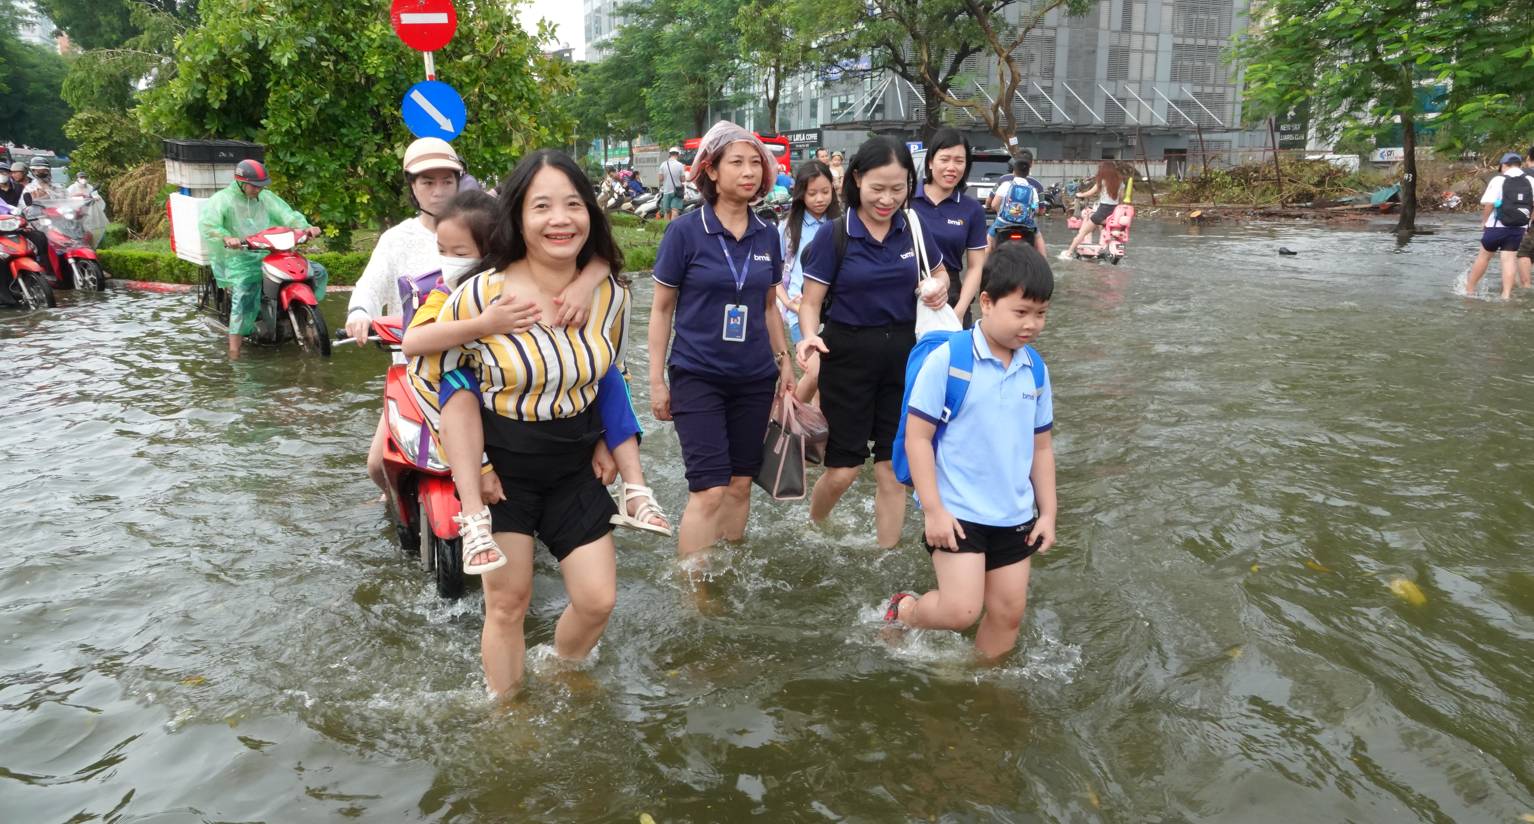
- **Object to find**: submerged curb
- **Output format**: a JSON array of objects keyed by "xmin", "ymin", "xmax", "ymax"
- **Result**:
[{"xmin": 110, "ymin": 280, "xmax": 356, "ymax": 294}]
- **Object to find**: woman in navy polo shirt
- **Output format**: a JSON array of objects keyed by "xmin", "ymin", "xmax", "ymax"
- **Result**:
[
  {"xmin": 795, "ymin": 137, "xmax": 950, "ymax": 549},
  {"xmin": 911, "ymin": 128, "xmax": 989, "ymax": 326},
  {"xmin": 650, "ymin": 121, "xmax": 797, "ymax": 556}
]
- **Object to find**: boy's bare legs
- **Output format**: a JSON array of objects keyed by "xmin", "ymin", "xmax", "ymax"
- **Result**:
[
  {"xmin": 974, "ymin": 560, "xmax": 1032, "ymax": 660},
  {"xmin": 898, "ymin": 551, "xmax": 985, "ymax": 631},
  {"xmin": 1520, "ymin": 254, "xmax": 1533, "ymax": 289},
  {"xmin": 1467, "ymin": 248, "xmax": 1495, "ymax": 295},
  {"xmin": 1499, "ymin": 249, "xmax": 1519, "ymax": 299}
]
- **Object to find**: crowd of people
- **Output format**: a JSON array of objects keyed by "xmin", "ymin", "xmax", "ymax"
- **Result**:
[{"xmin": 269, "ymin": 123, "xmax": 1062, "ymax": 698}]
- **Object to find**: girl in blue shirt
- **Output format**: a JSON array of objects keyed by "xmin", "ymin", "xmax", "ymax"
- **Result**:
[
  {"xmin": 776, "ymin": 160, "xmax": 840, "ymax": 402},
  {"xmin": 795, "ymin": 137, "xmax": 951, "ymax": 549},
  {"xmin": 650, "ymin": 122, "xmax": 797, "ymax": 557}
]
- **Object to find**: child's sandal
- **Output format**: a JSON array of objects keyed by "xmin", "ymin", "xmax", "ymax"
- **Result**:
[{"xmin": 883, "ymin": 593, "xmax": 915, "ymax": 624}]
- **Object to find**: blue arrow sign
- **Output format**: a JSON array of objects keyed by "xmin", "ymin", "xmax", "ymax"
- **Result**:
[{"xmin": 402, "ymin": 80, "xmax": 465, "ymax": 140}]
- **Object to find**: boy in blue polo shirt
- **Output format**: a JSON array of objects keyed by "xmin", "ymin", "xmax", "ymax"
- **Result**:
[{"xmin": 885, "ymin": 242, "xmax": 1057, "ymax": 661}]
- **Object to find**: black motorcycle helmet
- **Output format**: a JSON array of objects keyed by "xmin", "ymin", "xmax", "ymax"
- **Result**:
[{"xmin": 233, "ymin": 159, "xmax": 271, "ymax": 188}]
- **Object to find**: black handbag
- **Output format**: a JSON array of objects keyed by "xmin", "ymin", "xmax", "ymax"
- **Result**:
[{"xmin": 754, "ymin": 394, "xmax": 807, "ymax": 500}]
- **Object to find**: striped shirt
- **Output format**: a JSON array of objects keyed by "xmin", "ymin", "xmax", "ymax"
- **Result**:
[{"xmin": 417, "ymin": 270, "xmax": 630, "ymax": 421}]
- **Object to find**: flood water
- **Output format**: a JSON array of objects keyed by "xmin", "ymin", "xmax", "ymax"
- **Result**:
[{"xmin": 6, "ymin": 215, "xmax": 1534, "ymax": 823}]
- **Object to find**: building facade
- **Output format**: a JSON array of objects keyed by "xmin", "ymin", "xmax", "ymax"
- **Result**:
[{"xmin": 583, "ymin": 0, "xmax": 627, "ymax": 61}]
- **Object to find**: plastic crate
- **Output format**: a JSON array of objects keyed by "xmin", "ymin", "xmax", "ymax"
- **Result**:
[
  {"xmin": 161, "ymin": 139, "xmax": 264, "ymax": 164},
  {"xmin": 164, "ymin": 159, "xmax": 242, "ymax": 190}
]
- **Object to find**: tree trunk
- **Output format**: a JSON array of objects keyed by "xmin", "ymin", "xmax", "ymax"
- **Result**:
[
  {"xmin": 765, "ymin": 67, "xmax": 781, "ymax": 135},
  {"xmin": 922, "ymin": 78, "xmax": 944, "ymax": 142},
  {"xmin": 1397, "ymin": 107, "xmax": 1418, "ymax": 234}
]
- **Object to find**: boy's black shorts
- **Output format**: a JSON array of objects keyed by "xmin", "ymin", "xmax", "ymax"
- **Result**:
[{"xmin": 925, "ymin": 518, "xmax": 1041, "ymax": 571}]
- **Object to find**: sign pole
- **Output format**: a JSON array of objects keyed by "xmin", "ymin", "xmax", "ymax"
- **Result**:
[{"xmin": 423, "ymin": 52, "xmax": 435, "ymax": 81}]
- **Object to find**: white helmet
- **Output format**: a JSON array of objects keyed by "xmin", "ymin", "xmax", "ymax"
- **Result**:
[{"xmin": 403, "ymin": 138, "xmax": 464, "ymax": 176}]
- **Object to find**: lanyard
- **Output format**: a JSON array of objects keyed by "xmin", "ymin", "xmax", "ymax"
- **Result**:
[{"xmin": 717, "ymin": 234, "xmax": 751, "ymax": 303}]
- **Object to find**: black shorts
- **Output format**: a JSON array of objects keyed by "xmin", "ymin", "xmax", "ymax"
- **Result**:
[
  {"xmin": 1482, "ymin": 226, "xmax": 1526, "ymax": 253},
  {"xmin": 818, "ymin": 320, "xmax": 915, "ymax": 468},
  {"xmin": 668, "ymin": 365, "xmax": 777, "ymax": 492},
  {"xmin": 1090, "ymin": 203, "xmax": 1116, "ymax": 225},
  {"xmin": 925, "ymin": 518, "xmax": 1041, "ymax": 571},
  {"xmin": 482, "ymin": 406, "xmax": 617, "ymax": 561}
]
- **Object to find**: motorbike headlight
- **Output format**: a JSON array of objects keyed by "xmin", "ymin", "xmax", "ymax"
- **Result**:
[{"xmin": 385, "ymin": 398, "xmax": 448, "ymax": 472}]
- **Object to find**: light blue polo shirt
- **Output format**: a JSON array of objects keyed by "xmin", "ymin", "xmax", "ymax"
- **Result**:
[
  {"xmin": 778, "ymin": 211, "xmax": 829, "ymax": 331},
  {"xmin": 907, "ymin": 323, "xmax": 1053, "ymax": 526}
]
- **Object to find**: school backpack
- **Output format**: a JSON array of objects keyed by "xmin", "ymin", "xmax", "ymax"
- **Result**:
[
  {"xmin": 398, "ymin": 268, "xmax": 444, "ymax": 328},
  {"xmin": 891, "ymin": 329, "xmax": 1046, "ymax": 486},
  {"xmin": 996, "ymin": 178, "xmax": 1039, "ymax": 229},
  {"xmin": 1498, "ymin": 173, "xmax": 1532, "ymax": 227}
]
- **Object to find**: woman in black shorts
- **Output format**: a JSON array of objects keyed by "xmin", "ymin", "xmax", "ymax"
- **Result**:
[
  {"xmin": 434, "ymin": 150, "xmax": 630, "ymax": 697},
  {"xmin": 1062, "ymin": 160, "xmax": 1123, "ymax": 259},
  {"xmin": 794, "ymin": 137, "xmax": 950, "ymax": 548}
]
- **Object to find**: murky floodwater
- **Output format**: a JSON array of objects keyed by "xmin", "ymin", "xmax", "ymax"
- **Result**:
[{"xmin": 6, "ymin": 215, "xmax": 1534, "ymax": 823}]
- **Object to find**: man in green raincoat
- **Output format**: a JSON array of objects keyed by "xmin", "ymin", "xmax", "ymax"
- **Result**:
[{"xmin": 199, "ymin": 159, "xmax": 327, "ymax": 358}]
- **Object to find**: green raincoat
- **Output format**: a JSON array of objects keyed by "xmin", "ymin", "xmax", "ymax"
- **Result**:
[{"xmin": 198, "ymin": 180, "xmax": 313, "ymax": 288}]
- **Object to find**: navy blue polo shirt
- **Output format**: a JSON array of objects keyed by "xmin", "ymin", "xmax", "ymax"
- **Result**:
[
  {"xmin": 912, "ymin": 180, "xmax": 988, "ymax": 273},
  {"xmin": 801, "ymin": 209, "xmax": 944, "ymax": 327},
  {"xmin": 653, "ymin": 203, "xmax": 783, "ymax": 381}
]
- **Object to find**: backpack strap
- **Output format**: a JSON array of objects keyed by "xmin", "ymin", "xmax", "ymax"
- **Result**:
[
  {"xmin": 940, "ymin": 329, "xmax": 976, "ymax": 424},
  {"xmin": 823, "ymin": 214, "xmax": 849, "ymax": 313},
  {"xmin": 1024, "ymin": 344, "xmax": 1045, "ymax": 401}
]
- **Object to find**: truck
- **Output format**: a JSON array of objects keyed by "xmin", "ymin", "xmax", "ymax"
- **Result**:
[{"xmin": 631, "ymin": 145, "xmax": 665, "ymax": 192}]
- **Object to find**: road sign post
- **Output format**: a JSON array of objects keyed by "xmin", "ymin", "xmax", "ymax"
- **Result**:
[{"xmin": 391, "ymin": 0, "xmax": 464, "ymax": 141}]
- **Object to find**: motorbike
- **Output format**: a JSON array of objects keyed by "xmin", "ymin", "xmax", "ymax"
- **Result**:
[
  {"xmin": 1071, "ymin": 203, "xmax": 1135, "ymax": 265},
  {"xmin": 1039, "ymin": 183, "xmax": 1069, "ymax": 218},
  {"xmin": 23, "ymin": 191, "xmax": 106, "ymax": 292},
  {"xmin": 196, "ymin": 226, "xmax": 331, "ymax": 356},
  {"xmin": 632, "ymin": 191, "xmax": 660, "ymax": 221},
  {"xmin": 337, "ymin": 316, "xmax": 465, "ymax": 599},
  {"xmin": 0, "ymin": 210, "xmax": 55, "ymax": 308}
]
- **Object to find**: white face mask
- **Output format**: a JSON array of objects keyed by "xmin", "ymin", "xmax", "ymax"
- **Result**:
[{"xmin": 439, "ymin": 256, "xmax": 482, "ymax": 286}]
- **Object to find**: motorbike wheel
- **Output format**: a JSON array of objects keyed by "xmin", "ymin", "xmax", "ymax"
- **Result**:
[
  {"xmin": 17, "ymin": 272, "xmax": 56, "ymax": 309},
  {"xmin": 394, "ymin": 479, "xmax": 421, "ymax": 559},
  {"xmin": 418, "ymin": 493, "xmax": 466, "ymax": 600},
  {"xmin": 83, "ymin": 260, "xmax": 106, "ymax": 292},
  {"xmin": 289, "ymin": 302, "xmax": 332, "ymax": 357},
  {"xmin": 70, "ymin": 259, "xmax": 103, "ymax": 292},
  {"xmin": 1110, "ymin": 255, "xmax": 1123, "ymax": 266}
]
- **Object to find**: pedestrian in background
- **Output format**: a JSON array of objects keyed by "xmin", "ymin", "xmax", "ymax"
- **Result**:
[{"xmin": 659, "ymin": 146, "xmax": 688, "ymax": 219}]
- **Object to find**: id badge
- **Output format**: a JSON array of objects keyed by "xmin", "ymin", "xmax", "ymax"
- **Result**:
[{"xmin": 722, "ymin": 303, "xmax": 748, "ymax": 342}]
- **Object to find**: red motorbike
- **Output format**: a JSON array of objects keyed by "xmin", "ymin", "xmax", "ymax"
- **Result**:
[
  {"xmin": 0, "ymin": 210, "xmax": 55, "ymax": 308},
  {"xmin": 24, "ymin": 194, "xmax": 106, "ymax": 292},
  {"xmin": 196, "ymin": 226, "xmax": 330, "ymax": 355},
  {"xmin": 340, "ymin": 315, "xmax": 465, "ymax": 598}
]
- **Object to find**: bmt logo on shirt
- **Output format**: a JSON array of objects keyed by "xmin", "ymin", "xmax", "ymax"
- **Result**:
[
  {"xmin": 948, "ymin": 219, "xmax": 964, "ymax": 226},
  {"xmin": 900, "ymin": 249, "xmax": 916, "ymax": 260},
  {"xmin": 752, "ymin": 253, "xmax": 772, "ymax": 262}
]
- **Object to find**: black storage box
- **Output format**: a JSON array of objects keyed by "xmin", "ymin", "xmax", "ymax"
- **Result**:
[{"xmin": 162, "ymin": 139, "xmax": 265, "ymax": 164}]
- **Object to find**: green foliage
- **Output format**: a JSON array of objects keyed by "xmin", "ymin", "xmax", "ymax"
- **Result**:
[
  {"xmin": 96, "ymin": 248, "xmax": 201, "ymax": 283},
  {"xmin": 734, "ymin": 0, "xmax": 822, "ymax": 134},
  {"xmin": 62, "ymin": 109, "xmax": 160, "ymax": 184},
  {"xmin": 140, "ymin": 0, "xmax": 576, "ymax": 234},
  {"xmin": 602, "ymin": 0, "xmax": 745, "ymax": 143},
  {"xmin": 0, "ymin": 0, "xmax": 73, "ymax": 150},
  {"xmin": 100, "ymin": 222, "xmax": 129, "ymax": 248},
  {"xmin": 1164, "ymin": 159, "xmax": 1380, "ymax": 205},
  {"xmin": 609, "ymin": 211, "xmax": 644, "ymax": 228}
]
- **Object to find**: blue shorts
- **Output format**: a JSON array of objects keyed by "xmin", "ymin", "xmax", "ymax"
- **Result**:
[
  {"xmin": 662, "ymin": 191, "xmax": 686, "ymax": 212},
  {"xmin": 439, "ymin": 365, "xmax": 641, "ymax": 452},
  {"xmin": 1482, "ymin": 226, "xmax": 1526, "ymax": 252},
  {"xmin": 668, "ymin": 365, "xmax": 777, "ymax": 491}
]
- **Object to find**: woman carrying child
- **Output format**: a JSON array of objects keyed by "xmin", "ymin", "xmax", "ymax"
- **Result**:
[
  {"xmin": 795, "ymin": 137, "xmax": 949, "ymax": 549},
  {"xmin": 428, "ymin": 150, "xmax": 636, "ymax": 696},
  {"xmin": 776, "ymin": 159, "xmax": 840, "ymax": 403},
  {"xmin": 649, "ymin": 121, "xmax": 797, "ymax": 557}
]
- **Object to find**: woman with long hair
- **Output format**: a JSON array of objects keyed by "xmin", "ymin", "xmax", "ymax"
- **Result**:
[
  {"xmin": 649, "ymin": 121, "xmax": 797, "ymax": 557},
  {"xmin": 1062, "ymin": 160, "xmax": 1123, "ymax": 258},
  {"xmin": 432, "ymin": 149, "xmax": 631, "ymax": 696},
  {"xmin": 795, "ymin": 137, "xmax": 950, "ymax": 549},
  {"xmin": 777, "ymin": 159, "xmax": 840, "ymax": 402}
]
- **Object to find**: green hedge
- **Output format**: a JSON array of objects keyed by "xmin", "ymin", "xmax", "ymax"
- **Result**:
[
  {"xmin": 98, "ymin": 248, "xmax": 370, "ymax": 285},
  {"xmin": 100, "ymin": 243, "xmax": 654, "ymax": 286},
  {"xmin": 100, "ymin": 223, "xmax": 129, "ymax": 249}
]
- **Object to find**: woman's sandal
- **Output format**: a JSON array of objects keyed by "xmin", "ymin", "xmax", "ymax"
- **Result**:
[
  {"xmin": 454, "ymin": 507, "xmax": 506, "ymax": 575},
  {"xmin": 883, "ymin": 593, "xmax": 916, "ymax": 624},
  {"xmin": 610, "ymin": 483, "xmax": 672, "ymax": 537}
]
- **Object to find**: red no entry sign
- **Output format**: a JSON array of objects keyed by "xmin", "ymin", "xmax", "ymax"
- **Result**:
[{"xmin": 391, "ymin": 0, "xmax": 457, "ymax": 52}]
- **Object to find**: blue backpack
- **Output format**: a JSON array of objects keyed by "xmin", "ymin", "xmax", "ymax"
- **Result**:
[
  {"xmin": 892, "ymin": 330, "xmax": 1045, "ymax": 486},
  {"xmin": 996, "ymin": 178, "xmax": 1039, "ymax": 229}
]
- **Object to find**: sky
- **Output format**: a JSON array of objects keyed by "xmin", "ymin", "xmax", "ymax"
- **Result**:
[{"xmin": 521, "ymin": 0, "xmax": 586, "ymax": 61}]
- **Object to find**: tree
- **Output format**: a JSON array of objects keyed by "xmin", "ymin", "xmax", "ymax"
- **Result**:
[
  {"xmin": 735, "ymin": 0, "xmax": 818, "ymax": 135},
  {"xmin": 924, "ymin": 0, "xmax": 1091, "ymax": 149},
  {"xmin": 140, "ymin": 0, "xmax": 575, "ymax": 242},
  {"xmin": 0, "ymin": 0, "xmax": 73, "ymax": 150},
  {"xmin": 810, "ymin": 0, "xmax": 994, "ymax": 141},
  {"xmin": 603, "ymin": 0, "xmax": 744, "ymax": 143},
  {"xmin": 1234, "ymin": 0, "xmax": 1496, "ymax": 234},
  {"xmin": 30, "ymin": 0, "xmax": 192, "ymax": 51}
]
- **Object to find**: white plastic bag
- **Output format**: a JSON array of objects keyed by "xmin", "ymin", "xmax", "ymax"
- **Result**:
[{"xmin": 907, "ymin": 208, "xmax": 962, "ymax": 336}]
